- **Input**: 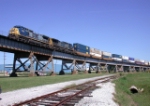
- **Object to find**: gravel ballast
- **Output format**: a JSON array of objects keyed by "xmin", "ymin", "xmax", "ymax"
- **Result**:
[{"xmin": 0, "ymin": 75, "xmax": 118, "ymax": 106}]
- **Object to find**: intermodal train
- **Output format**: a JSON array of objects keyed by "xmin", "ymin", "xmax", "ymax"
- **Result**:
[{"xmin": 8, "ymin": 25, "xmax": 150, "ymax": 66}]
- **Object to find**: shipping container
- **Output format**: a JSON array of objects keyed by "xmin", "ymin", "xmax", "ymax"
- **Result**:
[
  {"xmin": 90, "ymin": 47, "xmax": 102, "ymax": 59},
  {"xmin": 112, "ymin": 54, "xmax": 122, "ymax": 61},
  {"xmin": 122, "ymin": 56, "xmax": 129, "ymax": 60},
  {"xmin": 73, "ymin": 43, "xmax": 90, "ymax": 54},
  {"xmin": 102, "ymin": 51, "xmax": 112, "ymax": 56},
  {"xmin": 73, "ymin": 43, "xmax": 90, "ymax": 51},
  {"xmin": 144, "ymin": 61, "xmax": 149, "ymax": 65},
  {"xmin": 140, "ymin": 60, "xmax": 145, "ymax": 65},
  {"xmin": 129, "ymin": 57, "xmax": 134, "ymax": 60},
  {"xmin": 94, "ymin": 48, "xmax": 102, "ymax": 54},
  {"xmin": 75, "ymin": 48, "xmax": 90, "ymax": 54},
  {"xmin": 102, "ymin": 55, "xmax": 112, "ymax": 61},
  {"xmin": 135, "ymin": 59, "xmax": 141, "ymax": 64},
  {"xmin": 128, "ymin": 57, "xmax": 135, "ymax": 63},
  {"xmin": 112, "ymin": 54, "xmax": 122, "ymax": 58},
  {"xmin": 90, "ymin": 53, "xmax": 102, "ymax": 59},
  {"xmin": 102, "ymin": 51, "xmax": 112, "ymax": 60},
  {"xmin": 90, "ymin": 48, "xmax": 95, "ymax": 53},
  {"xmin": 122, "ymin": 56, "xmax": 129, "ymax": 62}
]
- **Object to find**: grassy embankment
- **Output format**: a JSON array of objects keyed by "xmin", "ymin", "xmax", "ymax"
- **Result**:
[
  {"xmin": 0, "ymin": 72, "xmax": 110, "ymax": 93},
  {"xmin": 113, "ymin": 72, "xmax": 150, "ymax": 106}
]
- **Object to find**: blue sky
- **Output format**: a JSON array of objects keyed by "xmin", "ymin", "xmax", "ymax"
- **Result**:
[{"xmin": 0, "ymin": 0, "xmax": 150, "ymax": 64}]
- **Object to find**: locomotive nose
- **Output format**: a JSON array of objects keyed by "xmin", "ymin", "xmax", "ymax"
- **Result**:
[{"xmin": 9, "ymin": 28, "xmax": 20, "ymax": 37}]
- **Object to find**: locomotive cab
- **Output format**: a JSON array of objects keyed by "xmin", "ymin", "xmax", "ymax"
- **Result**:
[{"xmin": 9, "ymin": 27, "xmax": 20, "ymax": 38}]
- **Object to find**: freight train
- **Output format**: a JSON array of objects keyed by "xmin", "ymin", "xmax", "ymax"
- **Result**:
[{"xmin": 8, "ymin": 25, "xmax": 150, "ymax": 66}]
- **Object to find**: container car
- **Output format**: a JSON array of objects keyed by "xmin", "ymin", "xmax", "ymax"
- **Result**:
[
  {"xmin": 73, "ymin": 43, "xmax": 90, "ymax": 57},
  {"xmin": 112, "ymin": 54, "xmax": 122, "ymax": 61},
  {"xmin": 122, "ymin": 56, "xmax": 129, "ymax": 63},
  {"xmin": 90, "ymin": 48, "xmax": 102, "ymax": 59},
  {"xmin": 128, "ymin": 57, "xmax": 135, "ymax": 63},
  {"xmin": 140, "ymin": 60, "xmax": 145, "ymax": 65},
  {"xmin": 135, "ymin": 59, "xmax": 141, "ymax": 65},
  {"xmin": 144, "ymin": 61, "xmax": 149, "ymax": 66},
  {"xmin": 102, "ymin": 51, "xmax": 112, "ymax": 61}
]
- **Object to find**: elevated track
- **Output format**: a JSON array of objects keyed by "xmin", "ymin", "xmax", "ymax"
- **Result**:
[{"xmin": 0, "ymin": 34, "xmax": 149, "ymax": 76}]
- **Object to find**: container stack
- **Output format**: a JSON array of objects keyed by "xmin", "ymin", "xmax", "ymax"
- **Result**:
[
  {"xmin": 128, "ymin": 57, "xmax": 135, "ymax": 63},
  {"xmin": 144, "ymin": 61, "xmax": 149, "ymax": 66},
  {"xmin": 122, "ymin": 56, "xmax": 129, "ymax": 63},
  {"xmin": 73, "ymin": 43, "xmax": 90, "ymax": 54},
  {"xmin": 102, "ymin": 51, "xmax": 112, "ymax": 60},
  {"xmin": 112, "ymin": 54, "xmax": 122, "ymax": 61},
  {"xmin": 90, "ymin": 48, "xmax": 102, "ymax": 59},
  {"xmin": 135, "ymin": 59, "xmax": 141, "ymax": 64}
]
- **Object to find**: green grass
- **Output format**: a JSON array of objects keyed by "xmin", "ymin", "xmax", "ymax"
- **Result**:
[
  {"xmin": 0, "ymin": 73, "xmax": 110, "ymax": 92},
  {"xmin": 113, "ymin": 72, "xmax": 150, "ymax": 106}
]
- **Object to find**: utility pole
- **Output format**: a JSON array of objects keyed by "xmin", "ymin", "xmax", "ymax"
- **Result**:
[{"xmin": 4, "ymin": 52, "xmax": 5, "ymax": 72}]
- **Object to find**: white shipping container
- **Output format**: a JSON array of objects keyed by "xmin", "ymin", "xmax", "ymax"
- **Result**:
[
  {"xmin": 140, "ymin": 60, "xmax": 144, "ymax": 62},
  {"xmin": 90, "ymin": 52, "xmax": 95, "ymax": 55},
  {"xmin": 135, "ymin": 59, "xmax": 140, "ymax": 61},
  {"xmin": 102, "ymin": 51, "xmax": 112, "ymax": 56},
  {"xmin": 90, "ymin": 48, "xmax": 95, "ymax": 53},
  {"xmin": 144, "ymin": 61, "xmax": 148, "ymax": 65},
  {"xmin": 112, "ymin": 57, "xmax": 122, "ymax": 61},
  {"xmin": 90, "ymin": 48, "xmax": 102, "ymax": 55},
  {"xmin": 94, "ymin": 54, "xmax": 102, "ymax": 57},
  {"xmin": 90, "ymin": 53, "xmax": 102, "ymax": 58},
  {"xmin": 129, "ymin": 60, "xmax": 135, "ymax": 63},
  {"xmin": 122, "ymin": 56, "xmax": 129, "ymax": 60},
  {"xmin": 97, "ymin": 50, "xmax": 102, "ymax": 55}
]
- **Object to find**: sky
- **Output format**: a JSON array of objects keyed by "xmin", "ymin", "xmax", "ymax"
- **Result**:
[{"xmin": 0, "ymin": 0, "xmax": 150, "ymax": 64}]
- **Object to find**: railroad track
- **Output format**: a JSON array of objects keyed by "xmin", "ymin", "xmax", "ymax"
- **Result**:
[{"xmin": 13, "ymin": 75, "xmax": 117, "ymax": 106}]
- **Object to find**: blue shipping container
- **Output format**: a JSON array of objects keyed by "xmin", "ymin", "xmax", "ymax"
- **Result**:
[
  {"xmin": 73, "ymin": 43, "xmax": 90, "ymax": 51},
  {"xmin": 129, "ymin": 57, "xmax": 134, "ymax": 60},
  {"xmin": 112, "ymin": 54, "xmax": 122, "ymax": 58},
  {"xmin": 75, "ymin": 48, "xmax": 90, "ymax": 54}
]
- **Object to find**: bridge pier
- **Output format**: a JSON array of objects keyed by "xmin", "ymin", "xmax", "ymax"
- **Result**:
[
  {"xmin": 116, "ymin": 64, "xmax": 124, "ymax": 72},
  {"xmin": 135, "ymin": 66, "xmax": 140, "ymax": 72},
  {"xmin": 129, "ymin": 66, "xmax": 135, "ymax": 72},
  {"xmin": 88, "ymin": 63, "xmax": 98, "ymax": 73},
  {"xmin": 60, "ymin": 59, "xmax": 78, "ymax": 75},
  {"xmin": 99, "ymin": 63, "xmax": 108, "ymax": 73},
  {"xmin": 10, "ymin": 52, "xmax": 35, "ymax": 77},
  {"xmin": 123, "ymin": 66, "xmax": 130, "ymax": 72},
  {"xmin": 10, "ymin": 52, "xmax": 55, "ymax": 77},
  {"xmin": 75, "ymin": 61, "xmax": 87, "ymax": 74},
  {"xmin": 107, "ymin": 64, "xmax": 116, "ymax": 73},
  {"xmin": 35, "ymin": 55, "xmax": 55, "ymax": 76}
]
